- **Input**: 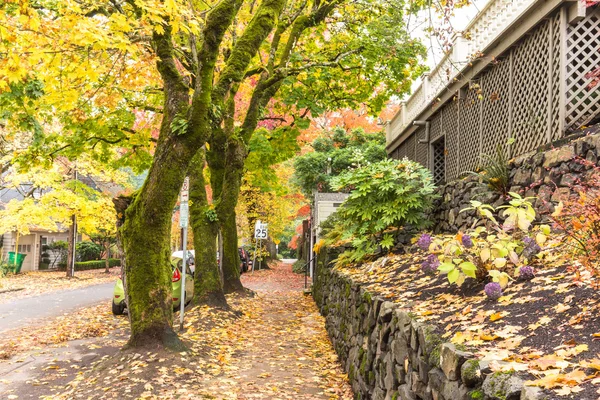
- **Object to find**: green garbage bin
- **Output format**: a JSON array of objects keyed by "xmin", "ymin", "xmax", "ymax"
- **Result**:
[{"xmin": 8, "ymin": 252, "xmax": 26, "ymax": 273}]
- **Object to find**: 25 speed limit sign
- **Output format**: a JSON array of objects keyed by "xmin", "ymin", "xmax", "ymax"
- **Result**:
[{"xmin": 254, "ymin": 223, "xmax": 268, "ymax": 239}]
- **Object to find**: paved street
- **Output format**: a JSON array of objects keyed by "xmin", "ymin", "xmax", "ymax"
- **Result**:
[{"xmin": 0, "ymin": 282, "xmax": 114, "ymax": 333}]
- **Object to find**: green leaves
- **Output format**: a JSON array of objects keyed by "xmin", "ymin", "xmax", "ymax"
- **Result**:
[{"xmin": 323, "ymin": 158, "xmax": 437, "ymax": 262}]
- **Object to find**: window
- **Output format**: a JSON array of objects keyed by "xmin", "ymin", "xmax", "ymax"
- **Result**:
[
  {"xmin": 432, "ymin": 137, "xmax": 446, "ymax": 185},
  {"xmin": 333, "ymin": 203, "xmax": 342, "ymax": 207},
  {"xmin": 17, "ymin": 245, "xmax": 31, "ymax": 253}
]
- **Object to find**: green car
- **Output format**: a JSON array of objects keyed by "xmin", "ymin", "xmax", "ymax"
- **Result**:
[{"xmin": 112, "ymin": 254, "xmax": 195, "ymax": 315}]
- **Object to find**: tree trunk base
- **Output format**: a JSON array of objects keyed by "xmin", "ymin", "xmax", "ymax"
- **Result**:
[
  {"xmin": 196, "ymin": 291, "xmax": 229, "ymax": 310},
  {"xmin": 223, "ymin": 278, "xmax": 244, "ymax": 294},
  {"xmin": 125, "ymin": 325, "xmax": 186, "ymax": 352}
]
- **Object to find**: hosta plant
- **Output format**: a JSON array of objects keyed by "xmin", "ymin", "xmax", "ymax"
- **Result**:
[{"xmin": 420, "ymin": 193, "xmax": 550, "ymax": 294}]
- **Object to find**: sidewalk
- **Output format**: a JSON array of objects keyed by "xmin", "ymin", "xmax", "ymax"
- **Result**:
[{"xmin": 1, "ymin": 262, "xmax": 352, "ymax": 399}]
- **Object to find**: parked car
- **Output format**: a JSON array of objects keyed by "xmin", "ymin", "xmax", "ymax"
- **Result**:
[
  {"xmin": 239, "ymin": 247, "xmax": 250, "ymax": 273},
  {"xmin": 112, "ymin": 255, "xmax": 195, "ymax": 315}
]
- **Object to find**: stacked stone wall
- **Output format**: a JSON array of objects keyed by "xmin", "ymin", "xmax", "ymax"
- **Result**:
[
  {"xmin": 433, "ymin": 127, "xmax": 600, "ymax": 233},
  {"xmin": 313, "ymin": 251, "xmax": 540, "ymax": 400}
]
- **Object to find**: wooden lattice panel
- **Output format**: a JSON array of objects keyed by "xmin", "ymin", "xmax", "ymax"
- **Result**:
[
  {"xmin": 480, "ymin": 57, "xmax": 512, "ymax": 158},
  {"xmin": 432, "ymin": 138, "xmax": 446, "ymax": 184},
  {"xmin": 415, "ymin": 127, "xmax": 429, "ymax": 168},
  {"xmin": 397, "ymin": 141, "xmax": 407, "ymax": 159},
  {"xmin": 566, "ymin": 6, "xmax": 600, "ymax": 130},
  {"xmin": 404, "ymin": 133, "xmax": 416, "ymax": 161},
  {"xmin": 458, "ymin": 89, "xmax": 481, "ymax": 174},
  {"xmin": 510, "ymin": 19, "xmax": 551, "ymax": 156},
  {"xmin": 550, "ymin": 11, "xmax": 563, "ymax": 140},
  {"xmin": 442, "ymin": 101, "xmax": 460, "ymax": 180}
]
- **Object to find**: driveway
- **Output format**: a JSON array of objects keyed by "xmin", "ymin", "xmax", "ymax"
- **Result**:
[{"xmin": 0, "ymin": 282, "xmax": 114, "ymax": 333}]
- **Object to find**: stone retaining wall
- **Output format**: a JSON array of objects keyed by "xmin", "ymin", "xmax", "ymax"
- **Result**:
[
  {"xmin": 433, "ymin": 127, "xmax": 600, "ymax": 233},
  {"xmin": 313, "ymin": 251, "xmax": 540, "ymax": 400}
]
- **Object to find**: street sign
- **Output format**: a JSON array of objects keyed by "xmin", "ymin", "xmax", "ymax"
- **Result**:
[
  {"xmin": 254, "ymin": 222, "xmax": 268, "ymax": 239},
  {"xmin": 180, "ymin": 177, "xmax": 190, "ymax": 202},
  {"xmin": 179, "ymin": 202, "xmax": 189, "ymax": 228}
]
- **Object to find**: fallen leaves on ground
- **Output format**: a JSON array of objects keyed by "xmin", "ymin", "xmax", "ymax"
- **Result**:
[
  {"xmin": 0, "ymin": 267, "xmax": 121, "ymax": 304},
  {"xmin": 337, "ymin": 243, "xmax": 600, "ymax": 399},
  {"xmin": 0, "ymin": 303, "xmax": 128, "ymax": 360},
  {"xmin": 10, "ymin": 263, "xmax": 351, "ymax": 399}
]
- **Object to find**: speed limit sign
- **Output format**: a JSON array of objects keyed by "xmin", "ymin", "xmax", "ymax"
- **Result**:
[{"xmin": 254, "ymin": 222, "xmax": 268, "ymax": 239}]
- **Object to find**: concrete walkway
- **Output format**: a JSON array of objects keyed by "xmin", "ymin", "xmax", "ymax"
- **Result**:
[{"xmin": 0, "ymin": 282, "xmax": 114, "ymax": 333}]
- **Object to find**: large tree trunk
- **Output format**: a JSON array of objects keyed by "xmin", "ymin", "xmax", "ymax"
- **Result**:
[
  {"xmin": 221, "ymin": 212, "xmax": 243, "ymax": 292},
  {"xmin": 119, "ymin": 136, "xmax": 193, "ymax": 350},
  {"xmin": 189, "ymin": 150, "xmax": 227, "ymax": 307},
  {"xmin": 217, "ymin": 141, "xmax": 246, "ymax": 293}
]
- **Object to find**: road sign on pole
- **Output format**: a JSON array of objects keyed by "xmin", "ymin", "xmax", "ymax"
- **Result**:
[
  {"xmin": 254, "ymin": 222, "xmax": 268, "ymax": 240},
  {"xmin": 179, "ymin": 177, "xmax": 189, "ymax": 331}
]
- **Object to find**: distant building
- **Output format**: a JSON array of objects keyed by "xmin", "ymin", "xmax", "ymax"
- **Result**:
[{"xmin": 308, "ymin": 192, "xmax": 349, "ymax": 278}]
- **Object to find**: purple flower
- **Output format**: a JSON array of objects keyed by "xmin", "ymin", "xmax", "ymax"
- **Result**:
[
  {"xmin": 522, "ymin": 237, "xmax": 541, "ymax": 259},
  {"xmin": 484, "ymin": 282, "xmax": 503, "ymax": 300},
  {"xmin": 462, "ymin": 234, "xmax": 474, "ymax": 248},
  {"xmin": 421, "ymin": 254, "xmax": 440, "ymax": 275},
  {"xmin": 417, "ymin": 234, "xmax": 432, "ymax": 251},
  {"xmin": 519, "ymin": 266, "xmax": 535, "ymax": 280}
]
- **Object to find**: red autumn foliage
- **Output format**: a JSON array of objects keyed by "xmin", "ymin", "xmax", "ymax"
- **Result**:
[{"xmin": 550, "ymin": 159, "xmax": 600, "ymax": 284}]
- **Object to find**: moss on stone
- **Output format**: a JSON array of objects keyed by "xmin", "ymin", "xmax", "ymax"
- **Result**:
[
  {"xmin": 362, "ymin": 291, "xmax": 372, "ymax": 305},
  {"xmin": 469, "ymin": 389, "xmax": 484, "ymax": 399},
  {"xmin": 462, "ymin": 359, "xmax": 480, "ymax": 382},
  {"xmin": 349, "ymin": 364, "xmax": 355, "ymax": 381},
  {"xmin": 428, "ymin": 343, "xmax": 442, "ymax": 368},
  {"xmin": 368, "ymin": 371, "xmax": 375, "ymax": 385},
  {"xmin": 360, "ymin": 353, "xmax": 368, "ymax": 378},
  {"xmin": 488, "ymin": 371, "xmax": 515, "ymax": 400},
  {"xmin": 391, "ymin": 392, "xmax": 399, "ymax": 400}
]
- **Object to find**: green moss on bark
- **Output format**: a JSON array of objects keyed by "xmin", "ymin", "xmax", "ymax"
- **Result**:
[{"xmin": 189, "ymin": 150, "xmax": 227, "ymax": 308}]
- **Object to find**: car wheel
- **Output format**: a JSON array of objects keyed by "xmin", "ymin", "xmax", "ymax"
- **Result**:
[{"xmin": 112, "ymin": 301, "xmax": 126, "ymax": 315}]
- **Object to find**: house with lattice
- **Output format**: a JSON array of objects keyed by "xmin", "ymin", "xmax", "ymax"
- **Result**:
[{"xmin": 386, "ymin": 0, "xmax": 600, "ymax": 183}]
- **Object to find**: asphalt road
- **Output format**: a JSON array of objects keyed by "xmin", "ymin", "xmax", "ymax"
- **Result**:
[{"xmin": 0, "ymin": 282, "xmax": 114, "ymax": 333}]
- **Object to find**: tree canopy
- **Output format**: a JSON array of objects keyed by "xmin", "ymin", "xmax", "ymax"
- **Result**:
[{"xmin": 292, "ymin": 126, "xmax": 387, "ymax": 198}]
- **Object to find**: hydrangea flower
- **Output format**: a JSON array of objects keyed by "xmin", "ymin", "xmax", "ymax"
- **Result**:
[
  {"xmin": 522, "ymin": 237, "xmax": 541, "ymax": 259},
  {"xmin": 461, "ymin": 234, "xmax": 474, "ymax": 248},
  {"xmin": 417, "ymin": 234, "xmax": 432, "ymax": 251},
  {"xmin": 484, "ymin": 282, "xmax": 503, "ymax": 300},
  {"xmin": 421, "ymin": 254, "xmax": 440, "ymax": 275},
  {"xmin": 519, "ymin": 266, "xmax": 535, "ymax": 280}
]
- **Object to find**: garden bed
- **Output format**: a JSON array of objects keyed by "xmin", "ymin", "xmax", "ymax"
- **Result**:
[{"xmin": 335, "ymin": 243, "xmax": 600, "ymax": 399}]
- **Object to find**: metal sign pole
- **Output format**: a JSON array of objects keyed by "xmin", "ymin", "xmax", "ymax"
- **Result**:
[
  {"xmin": 179, "ymin": 177, "xmax": 189, "ymax": 331},
  {"xmin": 258, "ymin": 239, "xmax": 262, "ymax": 270},
  {"xmin": 252, "ymin": 237, "xmax": 258, "ymax": 273}
]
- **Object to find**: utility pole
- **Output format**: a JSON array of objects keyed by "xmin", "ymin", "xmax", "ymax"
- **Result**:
[
  {"xmin": 66, "ymin": 163, "xmax": 78, "ymax": 278},
  {"xmin": 179, "ymin": 177, "xmax": 189, "ymax": 331}
]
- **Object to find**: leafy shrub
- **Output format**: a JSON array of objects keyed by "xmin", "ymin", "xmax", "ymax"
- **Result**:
[
  {"xmin": 325, "ymin": 158, "xmax": 437, "ymax": 263},
  {"xmin": 470, "ymin": 143, "xmax": 511, "ymax": 195},
  {"xmin": 47, "ymin": 241, "xmax": 68, "ymax": 268},
  {"xmin": 292, "ymin": 259, "xmax": 307, "ymax": 274},
  {"xmin": 76, "ymin": 241, "xmax": 103, "ymax": 262},
  {"xmin": 59, "ymin": 259, "xmax": 121, "ymax": 271},
  {"xmin": 421, "ymin": 193, "xmax": 550, "ymax": 295},
  {"xmin": 550, "ymin": 164, "xmax": 600, "ymax": 282}
]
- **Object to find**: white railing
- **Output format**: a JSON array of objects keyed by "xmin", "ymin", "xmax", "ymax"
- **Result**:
[{"xmin": 387, "ymin": 0, "xmax": 539, "ymax": 145}]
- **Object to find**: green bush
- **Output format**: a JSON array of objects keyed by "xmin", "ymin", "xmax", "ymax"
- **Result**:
[
  {"xmin": 59, "ymin": 258, "xmax": 121, "ymax": 271},
  {"xmin": 76, "ymin": 241, "xmax": 103, "ymax": 262},
  {"xmin": 325, "ymin": 158, "xmax": 437, "ymax": 263},
  {"xmin": 292, "ymin": 259, "xmax": 307, "ymax": 274}
]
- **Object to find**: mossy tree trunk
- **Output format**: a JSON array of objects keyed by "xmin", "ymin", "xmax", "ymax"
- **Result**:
[
  {"xmin": 189, "ymin": 150, "xmax": 227, "ymax": 307},
  {"xmin": 205, "ymin": 2, "xmax": 339, "ymax": 292},
  {"xmin": 117, "ymin": 0, "xmax": 242, "ymax": 348},
  {"xmin": 216, "ymin": 139, "xmax": 246, "ymax": 292}
]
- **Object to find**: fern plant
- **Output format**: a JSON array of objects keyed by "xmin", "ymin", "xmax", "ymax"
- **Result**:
[{"xmin": 470, "ymin": 143, "xmax": 510, "ymax": 195}]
